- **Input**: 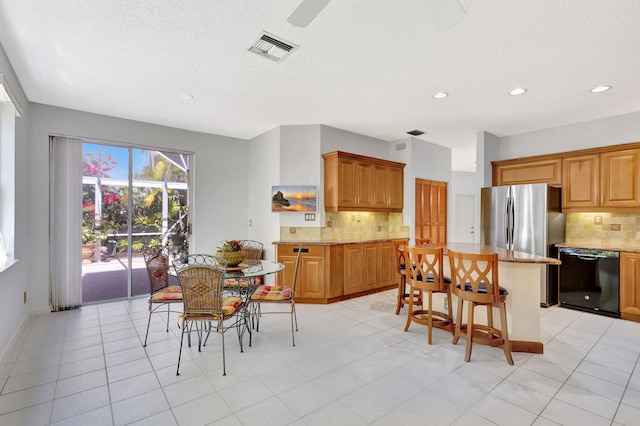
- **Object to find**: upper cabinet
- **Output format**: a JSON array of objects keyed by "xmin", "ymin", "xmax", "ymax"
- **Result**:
[
  {"xmin": 562, "ymin": 149, "xmax": 640, "ymax": 210},
  {"xmin": 323, "ymin": 151, "xmax": 405, "ymax": 212},
  {"xmin": 493, "ymin": 158, "xmax": 562, "ymax": 186},
  {"xmin": 492, "ymin": 142, "xmax": 640, "ymax": 212}
]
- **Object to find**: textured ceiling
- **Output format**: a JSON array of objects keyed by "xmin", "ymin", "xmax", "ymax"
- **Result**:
[{"xmin": 1, "ymin": 1, "xmax": 639, "ymax": 171}]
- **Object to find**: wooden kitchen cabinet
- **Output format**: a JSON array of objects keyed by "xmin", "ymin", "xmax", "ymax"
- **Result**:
[
  {"xmin": 562, "ymin": 150, "xmax": 640, "ymax": 211},
  {"xmin": 620, "ymin": 252, "xmax": 640, "ymax": 322},
  {"xmin": 493, "ymin": 158, "xmax": 562, "ymax": 186},
  {"xmin": 601, "ymin": 149, "xmax": 640, "ymax": 208},
  {"xmin": 323, "ymin": 151, "xmax": 405, "ymax": 212},
  {"xmin": 275, "ymin": 244, "xmax": 343, "ymax": 303},
  {"xmin": 562, "ymin": 154, "xmax": 600, "ymax": 209},
  {"xmin": 344, "ymin": 241, "xmax": 395, "ymax": 295}
]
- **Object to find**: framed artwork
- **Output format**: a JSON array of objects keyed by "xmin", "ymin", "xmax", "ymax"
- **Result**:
[{"xmin": 271, "ymin": 185, "xmax": 317, "ymax": 212}]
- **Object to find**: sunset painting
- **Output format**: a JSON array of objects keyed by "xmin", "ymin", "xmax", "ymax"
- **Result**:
[{"xmin": 272, "ymin": 186, "xmax": 317, "ymax": 212}]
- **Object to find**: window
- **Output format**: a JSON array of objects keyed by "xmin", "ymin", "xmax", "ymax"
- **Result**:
[{"xmin": 0, "ymin": 73, "xmax": 21, "ymax": 271}]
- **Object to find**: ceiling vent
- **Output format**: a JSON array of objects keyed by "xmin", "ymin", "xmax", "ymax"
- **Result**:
[
  {"xmin": 249, "ymin": 32, "xmax": 299, "ymax": 62},
  {"xmin": 407, "ymin": 129, "xmax": 425, "ymax": 136}
]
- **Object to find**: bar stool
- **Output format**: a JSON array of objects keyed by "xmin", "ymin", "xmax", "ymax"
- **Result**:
[
  {"xmin": 392, "ymin": 239, "xmax": 422, "ymax": 315},
  {"xmin": 448, "ymin": 249, "xmax": 514, "ymax": 365},
  {"xmin": 403, "ymin": 246, "xmax": 454, "ymax": 344}
]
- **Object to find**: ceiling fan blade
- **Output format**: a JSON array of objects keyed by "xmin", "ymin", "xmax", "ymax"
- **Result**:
[
  {"xmin": 287, "ymin": 0, "xmax": 332, "ymax": 27},
  {"xmin": 422, "ymin": 0, "xmax": 467, "ymax": 30}
]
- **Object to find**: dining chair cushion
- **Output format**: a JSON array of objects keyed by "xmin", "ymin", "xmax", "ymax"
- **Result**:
[
  {"xmin": 150, "ymin": 285, "xmax": 183, "ymax": 302},
  {"xmin": 457, "ymin": 283, "xmax": 509, "ymax": 296},
  {"xmin": 250, "ymin": 285, "xmax": 292, "ymax": 301},
  {"xmin": 178, "ymin": 296, "xmax": 244, "ymax": 324}
]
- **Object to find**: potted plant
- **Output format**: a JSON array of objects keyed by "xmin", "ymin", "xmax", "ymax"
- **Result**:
[
  {"xmin": 166, "ymin": 207, "xmax": 191, "ymax": 260},
  {"xmin": 81, "ymin": 225, "xmax": 95, "ymax": 262},
  {"xmin": 216, "ymin": 239, "xmax": 245, "ymax": 266}
]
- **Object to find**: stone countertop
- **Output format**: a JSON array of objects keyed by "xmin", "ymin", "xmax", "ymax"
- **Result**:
[
  {"xmin": 439, "ymin": 243, "xmax": 561, "ymax": 265},
  {"xmin": 557, "ymin": 242, "xmax": 640, "ymax": 253},
  {"xmin": 274, "ymin": 241, "xmax": 560, "ymax": 264},
  {"xmin": 273, "ymin": 239, "xmax": 403, "ymax": 246}
]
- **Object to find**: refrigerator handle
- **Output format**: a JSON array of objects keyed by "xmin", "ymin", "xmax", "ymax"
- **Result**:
[
  {"xmin": 509, "ymin": 196, "xmax": 515, "ymax": 250},
  {"xmin": 505, "ymin": 196, "xmax": 511, "ymax": 247}
]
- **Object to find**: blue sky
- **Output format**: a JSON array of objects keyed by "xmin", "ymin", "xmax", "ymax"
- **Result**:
[{"xmin": 83, "ymin": 143, "xmax": 149, "ymax": 180}]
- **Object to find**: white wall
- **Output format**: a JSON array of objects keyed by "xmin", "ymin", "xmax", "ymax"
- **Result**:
[
  {"xmin": 248, "ymin": 127, "xmax": 281, "ymax": 262},
  {"xmin": 28, "ymin": 104, "xmax": 249, "ymax": 314},
  {"xmin": 498, "ymin": 111, "xmax": 640, "ymax": 160},
  {"xmin": 0, "ymin": 44, "xmax": 30, "ymax": 363},
  {"xmin": 391, "ymin": 136, "xmax": 452, "ymax": 242}
]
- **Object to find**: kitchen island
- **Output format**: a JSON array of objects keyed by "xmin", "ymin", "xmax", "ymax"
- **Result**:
[{"xmin": 440, "ymin": 243, "xmax": 560, "ymax": 354}]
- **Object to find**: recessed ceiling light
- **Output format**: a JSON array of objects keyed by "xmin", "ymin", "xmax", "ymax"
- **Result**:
[
  {"xmin": 433, "ymin": 92, "xmax": 448, "ymax": 99},
  {"xmin": 181, "ymin": 94, "xmax": 194, "ymax": 100},
  {"xmin": 509, "ymin": 88, "xmax": 527, "ymax": 96},
  {"xmin": 591, "ymin": 85, "xmax": 611, "ymax": 93}
]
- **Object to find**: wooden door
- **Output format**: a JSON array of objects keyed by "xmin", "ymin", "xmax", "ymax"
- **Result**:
[
  {"xmin": 415, "ymin": 179, "xmax": 447, "ymax": 244},
  {"xmin": 620, "ymin": 252, "xmax": 640, "ymax": 322},
  {"xmin": 601, "ymin": 149, "xmax": 640, "ymax": 208},
  {"xmin": 562, "ymin": 154, "xmax": 599, "ymax": 209}
]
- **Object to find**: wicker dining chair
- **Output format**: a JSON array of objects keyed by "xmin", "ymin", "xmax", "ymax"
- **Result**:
[
  {"xmin": 174, "ymin": 254, "xmax": 248, "ymax": 376},
  {"xmin": 142, "ymin": 247, "xmax": 183, "ymax": 347},
  {"xmin": 224, "ymin": 240, "xmax": 264, "ymax": 297},
  {"xmin": 249, "ymin": 244, "xmax": 302, "ymax": 346}
]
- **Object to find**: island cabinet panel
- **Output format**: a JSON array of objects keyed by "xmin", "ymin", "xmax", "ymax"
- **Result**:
[
  {"xmin": 493, "ymin": 158, "xmax": 562, "ymax": 186},
  {"xmin": 323, "ymin": 151, "xmax": 405, "ymax": 212},
  {"xmin": 562, "ymin": 154, "xmax": 600, "ymax": 209},
  {"xmin": 620, "ymin": 252, "xmax": 640, "ymax": 322},
  {"xmin": 601, "ymin": 149, "xmax": 640, "ymax": 208}
]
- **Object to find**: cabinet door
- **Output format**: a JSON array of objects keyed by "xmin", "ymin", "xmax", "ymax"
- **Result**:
[
  {"xmin": 415, "ymin": 179, "xmax": 447, "ymax": 244},
  {"xmin": 562, "ymin": 154, "xmax": 599, "ymax": 209},
  {"xmin": 362, "ymin": 244, "xmax": 379, "ymax": 289},
  {"xmin": 620, "ymin": 252, "xmax": 640, "ymax": 322},
  {"xmin": 344, "ymin": 245, "xmax": 365, "ymax": 294},
  {"xmin": 493, "ymin": 158, "xmax": 562, "ymax": 186},
  {"xmin": 388, "ymin": 166, "xmax": 404, "ymax": 210},
  {"xmin": 355, "ymin": 162, "xmax": 374, "ymax": 208},
  {"xmin": 298, "ymin": 255, "xmax": 325, "ymax": 299},
  {"xmin": 337, "ymin": 159, "xmax": 358, "ymax": 208},
  {"xmin": 378, "ymin": 242, "xmax": 396, "ymax": 287},
  {"xmin": 372, "ymin": 164, "xmax": 389, "ymax": 209},
  {"xmin": 601, "ymin": 149, "xmax": 640, "ymax": 208}
]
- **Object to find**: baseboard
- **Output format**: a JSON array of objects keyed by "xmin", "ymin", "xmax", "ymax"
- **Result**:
[{"xmin": 511, "ymin": 340, "xmax": 544, "ymax": 354}]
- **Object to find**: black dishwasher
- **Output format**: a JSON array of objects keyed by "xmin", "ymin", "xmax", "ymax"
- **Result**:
[{"xmin": 559, "ymin": 248, "xmax": 620, "ymax": 317}]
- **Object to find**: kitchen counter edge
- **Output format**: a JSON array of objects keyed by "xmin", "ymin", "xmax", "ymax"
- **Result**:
[{"xmin": 557, "ymin": 242, "xmax": 640, "ymax": 254}]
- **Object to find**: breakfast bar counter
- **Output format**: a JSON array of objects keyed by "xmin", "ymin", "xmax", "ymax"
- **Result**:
[{"xmin": 439, "ymin": 243, "xmax": 560, "ymax": 353}]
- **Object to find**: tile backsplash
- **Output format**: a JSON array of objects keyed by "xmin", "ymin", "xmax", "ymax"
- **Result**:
[
  {"xmin": 280, "ymin": 212, "xmax": 410, "ymax": 242},
  {"xmin": 566, "ymin": 212, "xmax": 640, "ymax": 246}
]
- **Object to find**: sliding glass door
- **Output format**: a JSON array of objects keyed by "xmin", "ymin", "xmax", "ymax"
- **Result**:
[{"xmin": 81, "ymin": 142, "xmax": 189, "ymax": 303}]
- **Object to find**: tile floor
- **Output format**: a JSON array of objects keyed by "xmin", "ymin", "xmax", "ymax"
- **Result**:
[{"xmin": 2, "ymin": 290, "xmax": 640, "ymax": 425}]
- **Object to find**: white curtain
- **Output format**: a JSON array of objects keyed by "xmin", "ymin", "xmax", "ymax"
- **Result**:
[{"xmin": 50, "ymin": 136, "xmax": 83, "ymax": 311}]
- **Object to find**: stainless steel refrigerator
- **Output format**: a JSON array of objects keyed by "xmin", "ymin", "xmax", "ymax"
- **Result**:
[{"xmin": 480, "ymin": 183, "xmax": 565, "ymax": 307}]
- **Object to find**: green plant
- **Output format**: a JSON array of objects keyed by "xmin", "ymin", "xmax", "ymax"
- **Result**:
[{"xmin": 217, "ymin": 239, "xmax": 243, "ymax": 252}]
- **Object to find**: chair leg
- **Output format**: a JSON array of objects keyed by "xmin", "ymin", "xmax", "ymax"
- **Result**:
[
  {"xmin": 395, "ymin": 276, "xmax": 405, "ymax": 315},
  {"xmin": 464, "ymin": 301, "xmax": 475, "ymax": 362},
  {"xmin": 446, "ymin": 288, "xmax": 455, "ymax": 334},
  {"xmin": 452, "ymin": 295, "xmax": 464, "ymax": 345},
  {"xmin": 221, "ymin": 319, "xmax": 227, "ymax": 376},
  {"xmin": 176, "ymin": 320, "xmax": 187, "ymax": 376},
  {"xmin": 143, "ymin": 308, "xmax": 152, "ymax": 347},
  {"xmin": 403, "ymin": 288, "xmax": 414, "ymax": 332},
  {"xmin": 427, "ymin": 291, "xmax": 433, "ymax": 345},
  {"xmin": 165, "ymin": 304, "xmax": 170, "ymax": 332},
  {"xmin": 499, "ymin": 302, "xmax": 514, "ymax": 365},
  {"xmin": 486, "ymin": 304, "xmax": 494, "ymax": 342}
]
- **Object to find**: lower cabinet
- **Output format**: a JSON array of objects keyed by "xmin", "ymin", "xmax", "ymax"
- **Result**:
[
  {"xmin": 620, "ymin": 252, "xmax": 640, "ymax": 322},
  {"xmin": 344, "ymin": 241, "xmax": 395, "ymax": 295},
  {"xmin": 275, "ymin": 241, "xmax": 396, "ymax": 303}
]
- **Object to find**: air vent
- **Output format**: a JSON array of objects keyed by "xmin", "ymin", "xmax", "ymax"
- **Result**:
[
  {"xmin": 249, "ymin": 32, "xmax": 299, "ymax": 62},
  {"xmin": 407, "ymin": 129, "xmax": 425, "ymax": 136}
]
